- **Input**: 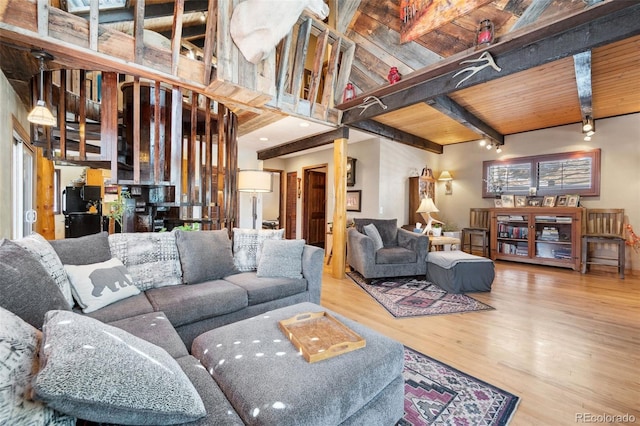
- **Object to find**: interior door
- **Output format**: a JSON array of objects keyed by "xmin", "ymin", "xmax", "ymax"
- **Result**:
[
  {"xmin": 304, "ymin": 170, "xmax": 326, "ymax": 248},
  {"xmin": 285, "ymin": 172, "xmax": 297, "ymax": 239}
]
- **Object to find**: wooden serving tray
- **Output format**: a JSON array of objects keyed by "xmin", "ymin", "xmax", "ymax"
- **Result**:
[{"xmin": 278, "ymin": 311, "xmax": 366, "ymax": 363}]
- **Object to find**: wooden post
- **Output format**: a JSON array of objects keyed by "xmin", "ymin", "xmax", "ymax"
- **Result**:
[{"xmin": 332, "ymin": 137, "xmax": 348, "ymax": 279}]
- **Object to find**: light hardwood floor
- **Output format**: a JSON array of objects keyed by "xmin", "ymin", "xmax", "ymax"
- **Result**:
[{"xmin": 320, "ymin": 261, "xmax": 640, "ymax": 426}]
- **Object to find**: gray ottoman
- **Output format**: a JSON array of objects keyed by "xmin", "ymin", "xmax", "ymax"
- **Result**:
[
  {"xmin": 191, "ymin": 302, "xmax": 404, "ymax": 426},
  {"xmin": 426, "ymin": 251, "xmax": 495, "ymax": 293}
]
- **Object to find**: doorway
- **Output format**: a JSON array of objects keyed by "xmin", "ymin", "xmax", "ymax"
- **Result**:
[{"xmin": 303, "ymin": 166, "xmax": 327, "ymax": 248}]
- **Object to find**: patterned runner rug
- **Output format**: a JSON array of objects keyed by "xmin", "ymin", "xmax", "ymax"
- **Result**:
[
  {"xmin": 347, "ymin": 271, "xmax": 493, "ymax": 318},
  {"xmin": 400, "ymin": 346, "xmax": 520, "ymax": 425}
]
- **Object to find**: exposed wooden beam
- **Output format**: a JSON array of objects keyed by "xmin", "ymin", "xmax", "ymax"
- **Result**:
[
  {"xmin": 171, "ymin": 0, "xmax": 185, "ymax": 75},
  {"xmin": 573, "ymin": 51, "xmax": 592, "ymax": 118},
  {"xmin": 73, "ymin": 1, "xmax": 209, "ymax": 24},
  {"xmin": 509, "ymin": 0, "xmax": 552, "ymax": 32},
  {"xmin": 89, "ymin": 0, "xmax": 99, "ymax": 50},
  {"xmin": 202, "ymin": 0, "xmax": 216, "ymax": 84},
  {"xmin": 340, "ymin": 1, "xmax": 640, "ymax": 124},
  {"xmin": 348, "ymin": 120, "xmax": 443, "ymax": 154},
  {"xmin": 257, "ymin": 127, "xmax": 349, "ymax": 160},
  {"xmin": 133, "ymin": 0, "xmax": 145, "ymax": 63},
  {"xmin": 425, "ymin": 96, "xmax": 504, "ymax": 144},
  {"xmin": 336, "ymin": 0, "xmax": 361, "ymax": 34}
]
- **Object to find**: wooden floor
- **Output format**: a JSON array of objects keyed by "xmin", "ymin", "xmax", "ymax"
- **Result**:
[{"xmin": 320, "ymin": 261, "xmax": 640, "ymax": 426}]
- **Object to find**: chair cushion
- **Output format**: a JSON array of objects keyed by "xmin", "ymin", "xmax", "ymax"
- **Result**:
[
  {"xmin": 364, "ymin": 223, "xmax": 384, "ymax": 251},
  {"xmin": 375, "ymin": 247, "xmax": 418, "ymax": 265},
  {"xmin": 354, "ymin": 219, "xmax": 398, "ymax": 247},
  {"xmin": 223, "ymin": 272, "xmax": 307, "ymax": 305}
]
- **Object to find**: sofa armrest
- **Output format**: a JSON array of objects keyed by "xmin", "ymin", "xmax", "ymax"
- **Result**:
[
  {"xmin": 398, "ymin": 229, "xmax": 430, "ymax": 263},
  {"xmin": 346, "ymin": 228, "xmax": 376, "ymax": 274},
  {"xmin": 302, "ymin": 245, "xmax": 324, "ymax": 304}
]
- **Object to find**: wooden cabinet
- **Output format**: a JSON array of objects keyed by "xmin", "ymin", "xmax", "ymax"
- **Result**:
[
  {"xmin": 408, "ymin": 176, "xmax": 436, "ymax": 225},
  {"xmin": 490, "ymin": 207, "xmax": 585, "ymax": 271}
]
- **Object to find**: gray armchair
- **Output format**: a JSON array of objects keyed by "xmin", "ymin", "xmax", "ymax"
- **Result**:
[{"xmin": 347, "ymin": 218, "xmax": 429, "ymax": 280}]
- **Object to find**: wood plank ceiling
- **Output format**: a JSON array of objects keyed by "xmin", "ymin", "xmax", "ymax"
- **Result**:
[{"xmin": 1, "ymin": 0, "xmax": 639, "ymax": 154}]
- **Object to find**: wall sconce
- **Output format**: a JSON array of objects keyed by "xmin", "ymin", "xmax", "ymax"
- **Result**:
[
  {"xmin": 439, "ymin": 170, "xmax": 453, "ymax": 195},
  {"xmin": 27, "ymin": 50, "xmax": 56, "ymax": 127}
]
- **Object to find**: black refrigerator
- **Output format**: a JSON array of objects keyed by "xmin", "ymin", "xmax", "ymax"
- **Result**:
[{"xmin": 63, "ymin": 185, "xmax": 103, "ymax": 238}]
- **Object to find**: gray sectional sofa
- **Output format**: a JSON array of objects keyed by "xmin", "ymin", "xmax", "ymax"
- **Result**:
[{"xmin": 0, "ymin": 229, "xmax": 327, "ymax": 425}]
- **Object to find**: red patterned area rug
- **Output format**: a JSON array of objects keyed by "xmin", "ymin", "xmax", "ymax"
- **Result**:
[
  {"xmin": 346, "ymin": 272, "xmax": 493, "ymax": 318},
  {"xmin": 400, "ymin": 347, "xmax": 520, "ymax": 425}
]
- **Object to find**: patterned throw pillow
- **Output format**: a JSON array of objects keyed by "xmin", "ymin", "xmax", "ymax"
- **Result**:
[
  {"xmin": 109, "ymin": 232, "xmax": 182, "ymax": 291},
  {"xmin": 364, "ymin": 223, "xmax": 384, "ymax": 251},
  {"xmin": 15, "ymin": 233, "xmax": 74, "ymax": 306},
  {"xmin": 0, "ymin": 307, "xmax": 76, "ymax": 426},
  {"xmin": 233, "ymin": 228, "xmax": 285, "ymax": 271},
  {"xmin": 256, "ymin": 239, "xmax": 305, "ymax": 279},
  {"xmin": 34, "ymin": 310, "xmax": 206, "ymax": 425},
  {"xmin": 64, "ymin": 258, "xmax": 141, "ymax": 313}
]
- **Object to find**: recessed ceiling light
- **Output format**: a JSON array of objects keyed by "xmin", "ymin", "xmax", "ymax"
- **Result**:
[
  {"xmin": 299, "ymin": 122, "xmax": 310, "ymax": 128},
  {"xmin": 259, "ymin": 137, "xmax": 269, "ymax": 141}
]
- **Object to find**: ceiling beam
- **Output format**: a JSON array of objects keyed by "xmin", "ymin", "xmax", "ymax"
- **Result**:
[
  {"xmin": 257, "ymin": 127, "xmax": 349, "ymax": 160},
  {"xmin": 339, "ymin": 1, "xmax": 640, "ymax": 125},
  {"xmin": 425, "ymin": 96, "xmax": 503, "ymax": 144},
  {"xmin": 509, "ymin": 0, "xmax": 552, "ymax": 32},
  {"xmin": 348, "ymin": 120, "xmax": 443, "ymax": 154},
  {"xmin": 573, "ymin": 51, "xmax": 592, "ymax": 119}
]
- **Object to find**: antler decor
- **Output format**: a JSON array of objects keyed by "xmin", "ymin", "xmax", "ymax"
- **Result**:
[
  {"xmin": 453, "ymin": 51, "xmax": 502, "ymax": 88},
  {"xmin": 356, "ymin": 96, "xmax": 388, "ymax": 115},
  {"xmin": 626, "ymin": 224, "xmax": 640, "ymax": 253}
]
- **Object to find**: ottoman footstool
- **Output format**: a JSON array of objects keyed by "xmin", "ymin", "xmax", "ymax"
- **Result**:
[
  {"xmin": 426, "ymin": 251, "xmax": 495, "ymax": 293},
  {"xmin": 191, "ymin": 302, "xmax": 404, "ymax": 426}
]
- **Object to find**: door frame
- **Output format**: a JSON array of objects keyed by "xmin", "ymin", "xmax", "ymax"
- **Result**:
[
  {"xmin": 264, "ymin": 168, "xmax": 284, "ymax": 229},
  {"xmin": 11, "ymin": 115, "xmax": 35, "ymax": 239}
]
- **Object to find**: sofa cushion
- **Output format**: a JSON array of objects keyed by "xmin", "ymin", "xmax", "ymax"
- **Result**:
[
  {"xmin": 49, "ymin": 231, "xmax": 111, "ymax": 265},
  {"xmin": 109, "ymin": 232, "xmax": 182, "ymax": 290},
  {"xmin": 175, "ymin": 356, "xmax": 244, "ymax": 425},
  {"xmin": 223, "ymin": 272, "xmax": 308, "ymax": 305},
  {"xmin": 34, "ymin": 310, "xmax": 206, "ymax": 425},
  {"xmin": 375, "ymin": 246, "xmax": 418, "ymax": 265},
  {"xmin": 64, "ymin": 258, "xmax": 141, "ymax": 314},
  {"xmin": 0, "ymin": 307, "xmax": 76, "ymax": 426},
  {"xmin": 363, "ymin": 223, "xmax": 384, "ymax": 251},
  {"xmin": 354, "ymin": 219, "xmax": 398, "ymax": 247},
  {"xmin": 145, "ymin": 280, "xmax": 248, "ymax": 327},
  {"xmin": 83, "ymin": 293, "xmax": 154, "ymax": 324},
  {"xmin": 175, "ymin": 229, "xmax": 239, "ymax": 284},
  {"xmin": 232, "ymin": 228, "xmax": 284, "ymax": 271},
  {"xmin": 14, "ymin": 233, "xmax": 74, "ymax": 306},
  {"xmin": 0, "ymin": 239, "xmax": 71, "ymax": 329},
  {"xmin": 108, "ymin": 312, "xmax": 189, "ymax": 359},
  {"xmin": 257, "ymin": 239, "xmax": 305, "ymax": 279}
]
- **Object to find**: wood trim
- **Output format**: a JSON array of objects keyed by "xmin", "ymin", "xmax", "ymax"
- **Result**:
[{"xmin": 257, "ymin": 127, "xmax": 349, "ymax": 160}]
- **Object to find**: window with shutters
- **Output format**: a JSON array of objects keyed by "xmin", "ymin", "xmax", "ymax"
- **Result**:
[{"xmin": 483, "ymin": 149, "xmax": 600, "ymax": 197}]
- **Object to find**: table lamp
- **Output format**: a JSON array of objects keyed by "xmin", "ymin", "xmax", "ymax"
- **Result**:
[
  {"xmin": 238, "ymin": 170, "xmax": 273, "ymax": 229},
  {"xmin": 416, "ymin": 197, "xmax": 444, "ymax": 235}
]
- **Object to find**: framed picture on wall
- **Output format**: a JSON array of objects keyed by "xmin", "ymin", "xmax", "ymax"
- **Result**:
[
  {"xmin": 346, "ymin": 190, "xmax": 362, "ymax": 212},
  {"xmin": 347, "ymin": 157, "xmax": 356, "ymax": 187}
]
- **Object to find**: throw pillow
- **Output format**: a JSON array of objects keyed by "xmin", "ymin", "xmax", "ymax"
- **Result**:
[
  {"xmin": 34, "ymin": 310, "xmax": 206, "ymax": 425},
  {"xmin": 64, "ymin": 258, "xmax": 140, "ymax": 313},
  {"xmin": 15, "ymin": 233, "xmax": 74, "ymax": 306},
  {"xmin": 256, "ymin": 239, "xmax": 305, "ymax": 279},
  {"xmin": 109, "ymin": 232, "xmax": 182, "ymax": 291},
  {"xmin": 49, "ymin": 231, "xmax": 111, "ymax": 265},
  {"xmin": 363, "ymin": 223, "xmax": 384, "ymax": 251},
  {"xmin": 232, "ymin": 228, "xmax": 285, "ymax": 271},
  {"xmin": 0, "ymin": 307, "xmax": 76, "ymax": 426},
  {"xmin": 174, "ymin": 229, "xmax": 239, "ymax": 284},
  {"xmin": 0, "ymin": 239, "xmax": 71, "ymax": 330}
]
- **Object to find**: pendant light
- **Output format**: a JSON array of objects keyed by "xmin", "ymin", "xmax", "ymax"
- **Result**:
[{"xmin": 27, "ymin": 50, "xmax": 56, "ymax": 127}]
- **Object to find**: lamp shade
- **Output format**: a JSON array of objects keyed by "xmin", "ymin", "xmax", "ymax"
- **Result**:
[
  {"xmin": 238, "ymin": 170, "xmax": 273, "ymax": 193},
  {"xmin": 28, "ymin": 100, "xmax": 57, "ymax": 126},
  {"xmin": 438, "ymin": 170, "xmax": 453, "ymax": 181},
  {"xmin": 416, "ymin": 197, "xmax": 438, "ymax": 214}
]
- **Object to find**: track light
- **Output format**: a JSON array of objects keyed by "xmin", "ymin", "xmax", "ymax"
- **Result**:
[
  {"xmin": 479, "ymin": 139, "xmax": 486, "ymax": 147},
  {"xmin": 27, "ymin": 50, "xmax": 56, "ymax": 127},
  {"xmin": 582, "ymin": 116, "xmax": 594, "ymax": 133},
  {"xmin": 496, "ymin": 145, "xmax": 502, "ymax": 153},
  {"xmin": 486, "ymin": 143, "xmax": 492, "ymax": 150}
]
